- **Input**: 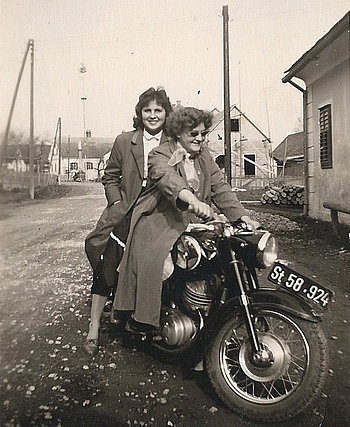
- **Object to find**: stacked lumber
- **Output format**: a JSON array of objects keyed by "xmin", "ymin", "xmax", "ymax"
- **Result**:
[{"xmin": 261, "ymin": 185, "xmax": 304, "ymax": 206}]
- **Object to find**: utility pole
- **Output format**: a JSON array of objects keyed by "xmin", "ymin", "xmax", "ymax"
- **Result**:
[
  {"xmin": 67, "ymin": 135, "xmax": 71, "ymax": 181},
  {"xmin": 0, "ymin": 40, "xmax": 31, "ymax": 171},
  {"xmin": 223, "ymin": 5, "xmax": 232, "ymax": 186},
  {"xmin": 58, "ymin": 117, "xmax": 62, "ymax": 185},
  {"xmin": 79, "ymin": 62, "xmax": 88, "ymax": 180},
  {"xmin": 81, "ymin": 97, "xmax": 87, "ymax": 180},
  {"xmin": 29, "ymin": 39, "xmax": 35, "ymax": 199}
]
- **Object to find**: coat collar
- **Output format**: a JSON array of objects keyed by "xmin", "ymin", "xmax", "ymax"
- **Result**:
[
  {"xmin": 131, "ymin": 130, "xmax": 144, "ymax": 179},
  {"xmin": 131, "ymin": 129, "xmax": 171, "ymax": 179}
]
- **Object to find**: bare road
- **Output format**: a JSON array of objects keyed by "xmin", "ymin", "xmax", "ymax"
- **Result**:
[{"xmin": 0, "ymin": 182, "xmax": 349, "ymax": 427}]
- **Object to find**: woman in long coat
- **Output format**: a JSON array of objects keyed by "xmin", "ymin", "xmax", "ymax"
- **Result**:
[
  {"xmin": 114, "ymin": 107, "xmax": 258, "ymax": 331},
  {"xmin": 83, "ymin": 87, "xmax": 172, "ymax": 355}
]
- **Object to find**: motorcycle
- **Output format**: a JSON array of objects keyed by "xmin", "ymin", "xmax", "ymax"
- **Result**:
[{"xmin": 129, "ymin": 216, "xmax": 332, "ymax": 422}]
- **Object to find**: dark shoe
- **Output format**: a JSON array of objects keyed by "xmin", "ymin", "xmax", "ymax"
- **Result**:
[
  {"xmin": 83, "ymin": 338, "xmax": 99, "ymax": 356},
  {"xmin": 110, "ymin": 310, "xmax": 126, "ymax": 326},
  {"xmin": 125, "ymin": 317, "xmax": 157, "ymax": 334}
]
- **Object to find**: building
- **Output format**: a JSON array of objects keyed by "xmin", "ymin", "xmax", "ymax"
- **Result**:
[
  {"xmin": 2, "ymin": 142, "xmax": 52, "ymax": 189},
  {"xmin": 282, "ymin": 11, "xmax": 350, "ymax": 224},
  {"xmin": 208, "ymin": 105, "xmax": 274, "ymax": 188},
  {"xmin": 50, "ymin": 136, "xmax": 114, "ymax": 181},
  {"xmin": 272, "ymin": 132, "xmax": 304, "ymax": 185}
]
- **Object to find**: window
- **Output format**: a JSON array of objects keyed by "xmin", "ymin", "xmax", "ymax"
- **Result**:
[
  {"xmin": 70, "ymin": 162, "xmax": 78, "ymax": 170},
  {"xmin": 319, "ymin": 105, "xmax": 332, "ymax": 169},
  {"xmin": 86, "ymin": 162, "xmax": 93, "ymax": 170},
  {"xmin": 244, "ymin": 154, "xmax": 256, "ymax": 176},
  {"xmin": 230, "ymin": 118, "xmax": 240, "ymax": 132}
]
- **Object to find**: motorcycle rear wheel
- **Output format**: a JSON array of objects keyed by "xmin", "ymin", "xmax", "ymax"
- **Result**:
[{"xmin": 206, "ymin": 308, "xmax": 328, "ymax": 422}]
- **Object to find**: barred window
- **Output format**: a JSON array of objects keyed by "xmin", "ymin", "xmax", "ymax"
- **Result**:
[
  {"xmin": 86, "ymin": 162, "xmax": 93, "ymax": 170},
  {"xmin": 319, "ymin": 105, "xmax": 332, "ymax": 169}
]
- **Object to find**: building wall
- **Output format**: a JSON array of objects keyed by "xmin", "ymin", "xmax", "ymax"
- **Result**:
[
  {"xmin": 209, "ymin": 115, "xmax": 272, "ymax": 188},
  {"xmin": 308, "ymin": 59, "xmax": 350, "ymax": 224},
  {"xmin": 50, "ymin": 154, "xmax": 106, "ymax": 181}
]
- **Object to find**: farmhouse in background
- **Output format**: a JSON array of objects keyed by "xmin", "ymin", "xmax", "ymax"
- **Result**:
[
  {"xmin": 208, "ymin": 105, "xmax": 274, "ymax": 189},
  {"xmin": 282, "ymin": 11, "xmax": 350, "ymax": 225},
  {"xmin": 50, "ymin": 136, "xmax": 113, "ymax": 182}
]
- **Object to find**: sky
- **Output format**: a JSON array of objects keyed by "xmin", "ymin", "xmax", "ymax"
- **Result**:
[{"xmin": 0, "ymin": 0, "xmax": 349, "ymax": 147}]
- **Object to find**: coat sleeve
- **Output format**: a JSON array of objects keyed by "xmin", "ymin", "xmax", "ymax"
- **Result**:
[
  {"xmin": 102, "ymin": 135, "xmax": 124, "ymax": 205},
  {"xmin": 148, "ymin": 146, "xmax": 189, "ymax": 210},
  {"xmin": 208, "ymin": 154, "xmax": 247, "ymax": 222}
]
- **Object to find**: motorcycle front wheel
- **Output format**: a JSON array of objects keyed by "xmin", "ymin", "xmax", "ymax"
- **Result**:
[{"xmin": 206, "ymin": 309, "xmax": 328, "ymax": 422}]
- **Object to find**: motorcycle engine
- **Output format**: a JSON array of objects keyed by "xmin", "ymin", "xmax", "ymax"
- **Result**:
[
  {"xmin": 160, "ymin": 307, "xmax": 197, "ymax": 347},
  {"xmin": 183, "ymin": 275, "xmax": 219, "ymax": 315}
]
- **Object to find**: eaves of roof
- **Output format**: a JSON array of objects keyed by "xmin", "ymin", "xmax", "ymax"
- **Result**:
[{"xmin": 282, "ymin": 11, "xmax": 350, "ymax": 83}]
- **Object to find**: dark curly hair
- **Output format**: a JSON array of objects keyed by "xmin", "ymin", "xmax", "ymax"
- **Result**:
[
  {"xmin": 133, "ymin": 87, "xmax": 173, "ymax": 129},
  {"xmin": 166, "ymin": 107, "xmax": 213, "ymax": 140}
]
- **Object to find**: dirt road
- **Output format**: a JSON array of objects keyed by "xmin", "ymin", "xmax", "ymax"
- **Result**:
[{"xmin": 0, "ymin": 182, "xmax": 349, "ymax": 427}]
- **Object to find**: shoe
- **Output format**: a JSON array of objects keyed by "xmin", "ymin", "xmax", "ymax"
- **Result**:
[
  {"xmin": 110, "ymin": 309, "xmax": 126, "ymax": 326},
  {"xmin": 83, "ymin": 338, "xmax": 99, "ymax": 356},
  {"xmin": 125, "ymin": 317, "xmax": 157, "ymax": 334}
]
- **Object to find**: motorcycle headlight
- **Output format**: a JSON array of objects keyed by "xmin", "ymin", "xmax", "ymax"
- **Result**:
[
  {"xmin": 256, "ymin": 232, "xmax": 278, "ymax": 268},
  {"xmin": 174, "ymin": 235, "xmax": 201, "ymax": 271}
]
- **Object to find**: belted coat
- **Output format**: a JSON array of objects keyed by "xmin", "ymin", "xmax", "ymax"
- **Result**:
[
  {"xmin": 85, "ymin": 129, "xmax": 170, "ymax": 280},
  {"xmin": 114, "ymin": 139, "xmax": 247, "ymax": 326}
]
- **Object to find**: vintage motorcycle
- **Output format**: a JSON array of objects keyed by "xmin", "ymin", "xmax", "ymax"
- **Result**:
[{"xmin": 131, "ymin": 216, "xmax": 332, "ymax": 422}]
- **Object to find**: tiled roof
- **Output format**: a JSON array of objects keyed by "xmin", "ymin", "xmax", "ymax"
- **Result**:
[{"xmin": 60, "ymin": 142, "xmax": 112, "ymax": 158}]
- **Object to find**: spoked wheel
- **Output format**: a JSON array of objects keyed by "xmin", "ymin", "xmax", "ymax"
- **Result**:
[{"xmin": 206, "ymin": 309, "xmax": 328, "ymax": 422}]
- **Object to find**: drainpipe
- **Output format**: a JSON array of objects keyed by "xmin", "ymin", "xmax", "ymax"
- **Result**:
[{"xmin": 285, "ymin": 79, "xmax": 308, "ymax": 217}]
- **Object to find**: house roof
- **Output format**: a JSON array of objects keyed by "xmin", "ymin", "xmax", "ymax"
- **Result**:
[
  {"xmin": 282, "ymin": 11, "xmax": 350, "ymax": 83},
  {"xmin": 59, "ymin": 141, "xmax": 113, "ymax": 158},
  {"xmin": 272, "ymin": 132, "xmax": 304, "ymax": 163},
  {"xmin": 6, "ymin": 144, "xmax": 52, "ymax": 163}
]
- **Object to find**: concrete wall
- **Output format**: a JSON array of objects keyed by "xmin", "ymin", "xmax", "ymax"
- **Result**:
[{"xmin": 307, "ymin": 59, "xmax": 350, "ymax": 224}]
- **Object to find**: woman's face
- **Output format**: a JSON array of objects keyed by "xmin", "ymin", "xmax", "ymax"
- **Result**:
[
  {"xmin": 141, "ymin": 100, "xmax": 166, "ymax": 135},
  {"xmin": 178, "ymin": 123, "xmax": 208, "ymax": 155}
]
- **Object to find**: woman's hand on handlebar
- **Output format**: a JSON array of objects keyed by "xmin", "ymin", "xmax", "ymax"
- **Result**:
[
  {"xmin": 188, "ymin": 200, "xmax": 215, "ymax": 221},
  {"xmin": 240, "ymin": 215, "xmax": 261, "ymax": 231},
  {"xmin": 178, "ymin": 189, "xmax": 214, "ymax": 221}
]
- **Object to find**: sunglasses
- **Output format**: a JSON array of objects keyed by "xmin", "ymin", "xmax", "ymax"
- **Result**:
[{"xmin": 187, "ymin": 130, "xmax": 209, "ymax": 139}]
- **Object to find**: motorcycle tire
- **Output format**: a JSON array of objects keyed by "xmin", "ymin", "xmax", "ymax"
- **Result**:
[{"xmin": 206, "ymin": 308, "xmax": 329, "ymax": 422}]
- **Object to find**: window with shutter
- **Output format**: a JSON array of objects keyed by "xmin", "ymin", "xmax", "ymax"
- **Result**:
[{"xmin": 319, "ymin": 105, "xmax": 332, "ymax": 169}]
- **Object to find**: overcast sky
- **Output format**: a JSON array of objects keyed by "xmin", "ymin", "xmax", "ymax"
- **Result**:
[{"xmin": 0, "ymin": 0, "xmax": 349, "ymax": 147}]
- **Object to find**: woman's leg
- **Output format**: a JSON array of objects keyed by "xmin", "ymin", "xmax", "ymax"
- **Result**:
[
  {"xmin": 86, "ymin": 293, "xmax": 108, "ymax": 340},
  {"xmin": 84, "ymin": 261, "xmax": 110, "ymax": 356}
]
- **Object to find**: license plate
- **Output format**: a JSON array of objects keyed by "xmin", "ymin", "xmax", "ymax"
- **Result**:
[{"xmin": 268, "ymin": 262, "xmax": 333, "ymax": 308}]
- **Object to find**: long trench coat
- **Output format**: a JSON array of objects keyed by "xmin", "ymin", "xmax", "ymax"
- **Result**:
[
  {"xmin": 114, "ymin": 139, "xmax": 247, "ymax": 326},
  {"xmin": 85, "ymin": 129, "xmax": 170, "ymax": 285}
]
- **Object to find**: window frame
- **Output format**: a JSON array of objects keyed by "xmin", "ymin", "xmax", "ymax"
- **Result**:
[
  {"xmin": 319, "ymin": 104, "xmax": 332, "ymax": 169},
  {"xmin": 70, "ymin": 162, "xmax": 78, "ymax": 171},
  {"xmin": 243, "ymin": 153, "xmax": 256, "ymax": 176}
]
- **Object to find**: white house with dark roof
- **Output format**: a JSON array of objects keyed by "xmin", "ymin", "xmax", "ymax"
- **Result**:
[
  {"xmin": 282, "ymin": 11, "xmax": 350, "ymax": 225},
  {"xmin": 50, "ymin": 136, "xmax": 113, "ymax": 181}
]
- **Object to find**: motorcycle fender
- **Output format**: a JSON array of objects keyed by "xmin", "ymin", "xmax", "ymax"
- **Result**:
[
  {"xmin": 249, "ymin": 288, "xmax": 321, "ymax": 322},
  {"xmin": 201, "ymin": 288, "xmax": 320, "ymax": 349}
]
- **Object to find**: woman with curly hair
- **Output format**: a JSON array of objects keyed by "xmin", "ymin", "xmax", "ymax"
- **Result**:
[
  {"xmin": 83, "ymin": 87, "xmax": 172, "ymax": 356},
  {"xmin": 113, "ymin": 107, "xmax": 259, "ymax": 333}
]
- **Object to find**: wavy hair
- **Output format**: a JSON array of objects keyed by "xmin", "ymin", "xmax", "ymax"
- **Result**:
[
  {"xmin": 166, "ymin": 107, "xmax": 213, "ymax": 140},
  {"xmin": 133, "ymin": 87, "xmax": 173, "ymax": 130}
]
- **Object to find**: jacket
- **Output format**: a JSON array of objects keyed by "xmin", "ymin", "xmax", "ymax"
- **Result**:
[
  {"xmin": 114, "ymin": 139, "xmax": 247, "ymax": 326},
  {"xmin": 85, "ymin": 129, "xmax": 170, "ymax": 272}
]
